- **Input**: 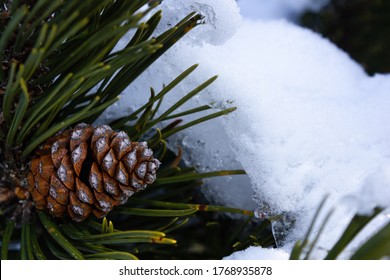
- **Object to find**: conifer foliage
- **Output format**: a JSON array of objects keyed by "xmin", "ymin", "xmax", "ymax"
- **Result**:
[{"xmin": 0, "ymin": 0, "xmax": 270, "ymax": 260}]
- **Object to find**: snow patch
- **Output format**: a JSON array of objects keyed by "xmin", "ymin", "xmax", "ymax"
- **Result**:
[{"xmin": 224, "ymin": 246, "xmax": 289, "ymax": 260}]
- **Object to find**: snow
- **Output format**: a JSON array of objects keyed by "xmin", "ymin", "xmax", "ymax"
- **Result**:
[
  {"xmin": 102, "ymin": 0, "xmax": 390, "ymax": 259},
  {"xmin": 224, "ymin": 246, "xmax": 289, "ymax": 260},
  {"xmin": 356, "ymin": 163, "xmax": 390, "ymax": 215},
  {"xmin": 237, "ymin": 0, "xmax": 329, "ymax": 21},
  {"xmin": 155, "ymin": 0, "xmax": 241, "ymax": 46}
]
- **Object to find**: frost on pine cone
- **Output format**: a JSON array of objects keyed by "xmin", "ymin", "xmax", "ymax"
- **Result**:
[{"xmin": 27, "ymin": 123, "xmax": 160, "ymax": 222}]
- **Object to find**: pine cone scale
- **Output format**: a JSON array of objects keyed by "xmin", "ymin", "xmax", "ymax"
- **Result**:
[
  {"xmin": 89, "ymin": 162, "xmax": 103, "ymax": 193},
  {"xmin": 94, "ymin": 136, "xmax": 111, "ymax": 165},
  {"xmin": 51, "ymin": 138, "xmax": 69, "ymax": 168},
  {"xmin": 75, "ymin": 177, "xmax": 94, "ymax": 204},
  {"xmin": 116, "ymin": 162, "xmax": 129, "ymax": 185},
  {"xmin": 30, "ymin": 188, "xmax": 46, "ymax": 210},
  {"xmin": 35, "ymin": 174, "xmax": 50, "ymax": 197},
  {"xmin": 102, "ymin": 149, "xmax": 117, "ymax": 177},
  {"xmin": 94, "ymin": 190, "xmax": 116, "ymax": 212},
  {"xmin": 47, "ymin": 196, "xmax": 66, "ymax": 217},
  {"xmin": 69, "ymin": 192, "xmax": 92, "ymax": 221},
  {"xmin": 71, "ymin": 142, "xmax": 88, "ymax": 176},
  {"xmin": 124, "ymin": 149, "xmax": 137, "ymax": 173},
  {"xmin": 49, "ymin": 174, "xmax": 69, "ymax": 205},
  {"xmin": 102, "ymin": 172, "xmax": 119, "ymax": 197}
]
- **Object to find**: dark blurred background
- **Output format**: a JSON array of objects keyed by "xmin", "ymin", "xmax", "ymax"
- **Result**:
[{"xmin": 299, "ymin": 0, "xmax": 390, "ymax": 75}]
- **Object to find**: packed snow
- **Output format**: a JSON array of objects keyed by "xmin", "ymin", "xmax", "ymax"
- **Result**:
[{"xmin": 102, "ymin": 0, "xmax": 390, "ymax": 259}]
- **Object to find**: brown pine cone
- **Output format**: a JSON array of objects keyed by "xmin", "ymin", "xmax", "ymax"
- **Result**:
[{"xmin": 27, "ymin": 123, "xmax": 160, "ymax": 222}]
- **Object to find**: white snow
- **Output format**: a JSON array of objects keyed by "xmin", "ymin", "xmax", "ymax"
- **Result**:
[
  {"xmin": 102, "ymin": 0, "xmax": 390, "ymax": 259},
  {"xmin": 155, "ymin": 0, "xmax": 241, "ymax": 46},
  {"xmin": 356, "ymin": 163, "xmax": 390, "ymax": 215},
  {"xmin": 237, "ymin": 0, "xmax": 328, "ymax": 21},
  {"xmin": 224, "ymin": 246, "xmax": 289, "ymax": 260}
]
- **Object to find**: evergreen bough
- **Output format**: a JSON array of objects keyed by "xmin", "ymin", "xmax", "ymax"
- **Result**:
[{"xmin": 0, "ymin": 0, "xmax": 275, "ymax": 260}]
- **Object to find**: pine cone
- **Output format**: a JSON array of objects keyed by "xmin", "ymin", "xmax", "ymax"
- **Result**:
[{"xmin": 27, "ymin": 123, "xmax": 160, "ymax": 222}]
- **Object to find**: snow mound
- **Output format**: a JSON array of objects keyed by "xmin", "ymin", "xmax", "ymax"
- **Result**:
[{"xmin": 201, "ymin": 19, "xmax": 390, "ymax": 216}]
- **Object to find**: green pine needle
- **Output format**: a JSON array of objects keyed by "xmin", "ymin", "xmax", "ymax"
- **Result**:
[
  {"xmin": 38, "ymin": 211, "xmax": 84, "ymax": 260},
  {"xmin": 1, "ymin": 220, "xmax": 16, "ymax": 260}
]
